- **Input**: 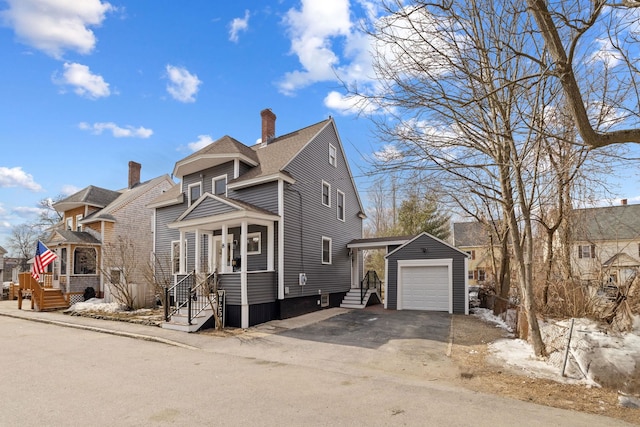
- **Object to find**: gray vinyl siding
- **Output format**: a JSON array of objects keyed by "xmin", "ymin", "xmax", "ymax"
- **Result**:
[
  {"xmin": 386, "ymin": 234, "xmax": 467, "ymax": 314},
  {"xmin": 219, "ymin": 274, "xmax": 241, "ymax": 304},
  {"xmin": 228, "ymin": 181, "xmax": 279, "ymax": 213},
  {"xmin": 247, "ymin": 271, "xmax": 277, "ymax": 304},
  {"xmin": 183, "ymin": 197, "xmax": 237, "ymax": 219},
  {"xmin": 183, "ymin": 162, "xmax": 235, "ymax": 195},
  {"xmin": 154, "ymin": 202, "xmax": 184, "ymax": 274},
  {"xmin": 282, "ymin": 123, "xmax": 363, "ymax": 298},
  {"xmin": 238, "ymin": 161, "xmax": 253, "ymax": 177},
  {"xmin": 246, "ymin": 225, "xmax": 268, "ymax": 271}
]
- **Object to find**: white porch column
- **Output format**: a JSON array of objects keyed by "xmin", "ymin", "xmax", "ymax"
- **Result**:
[
  {"xmin": 267, "ymin": 223, "xmax": 274, "ymax": 271},
  {"xmin": 240, "ymin": 220, "xmax": 249, "ymax": 328},
  {"xmin": 221, "ymin": 224, "xmax": 228, "ymax": 274},
  {"xmin": 179, "ymin": 230, "xmax": 186, "ymax": 273},
  {"xmin": 194, "ymin": 229, "xmax": 201, "ymax": 274}
]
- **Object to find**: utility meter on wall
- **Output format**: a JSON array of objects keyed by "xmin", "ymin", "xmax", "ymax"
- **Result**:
[{"xmin": 298, "ymin": 273, "xmax": 307, "ymax": 286}]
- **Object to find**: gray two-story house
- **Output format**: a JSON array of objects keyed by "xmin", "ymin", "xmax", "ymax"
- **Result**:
[{"xmin": 150, "ymin": 109, "xmax": 365, "ymax": 328}]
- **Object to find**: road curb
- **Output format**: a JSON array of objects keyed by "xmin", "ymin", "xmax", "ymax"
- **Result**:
[{"xmin": 0, "ymin": 311, "xmax": 200, "ymax": 350}]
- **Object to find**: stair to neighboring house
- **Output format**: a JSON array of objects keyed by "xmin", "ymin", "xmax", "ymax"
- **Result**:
[
  {"xmin": 340, "ymin": 289, "xmax": 374, "ymax": 309},
  {"xmin": 36, "ymin": 289, "xmax": 69, "ymax": 311},
  {"xmin": 161, "ymin": 306, "xmax": 214, "ymax": 333}
]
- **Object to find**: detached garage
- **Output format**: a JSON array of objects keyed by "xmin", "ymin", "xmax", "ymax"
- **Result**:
[{"xmin": 385, "ymin": 232, "xmax": 469, "ymax": 314}]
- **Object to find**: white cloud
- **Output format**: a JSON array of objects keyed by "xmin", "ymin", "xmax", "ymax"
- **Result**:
[
  {"xmin": 13, "ymin": 206, "xmax": 43, "ymax": 215},
  {"xmin": 187, "ymin": 135, "xmax": 214, "ymax": 152},
  {"xmin": 590, "ymin": 38, "xmax": 623, "ymax": 68},
  {"xmin": 0, "ymin": 166, "xmax": 42, "ymax": 191},
  {"xmin": 1, "ymin": 0, "xmax": 114, "ymax": 59},
  {"xmin": 165, "ymin": 65, "xmax": 202, "ymax": 103},
  {"xmin": 78, "ymin": 122, "xmax": 153, "ymax": 138},
  {"xmin": 324, "ymin": 91, "xmax": 377, "ymax": 115},
  {"xmin": 229, "ymin": 10, "xmax": 250, "ymax": 43},
  {"xmin": 55, "ymin": 62, "xmax": 111, "ymax": 99},
  {"xmin": 279, "ymin": 0, "xmax": 352, "ymax": 94},
  {"xmin": 61, "ymin": 185, "xmax": 80, "ymax": 196}
]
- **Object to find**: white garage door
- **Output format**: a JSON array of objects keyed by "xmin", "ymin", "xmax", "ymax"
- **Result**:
[{"xmin": 400, "ymin": 265, "xmax": 449, "ymax": 311}]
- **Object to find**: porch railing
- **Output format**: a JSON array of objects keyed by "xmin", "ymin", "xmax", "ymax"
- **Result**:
[
  {"xmin": 164, "ymin": 271, "xmax": 217, "ymax": 325},
  {"xmin": 360, "ymin": 270, "xmax": 382, "ymax": 305}
]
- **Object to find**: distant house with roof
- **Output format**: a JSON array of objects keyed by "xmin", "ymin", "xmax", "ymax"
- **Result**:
[
  {"xmin": 452, "ymin": 221, "xmax": 500, "ymax": 287},
  {"xmin": 151, "ymin": 109, "xmax": 366, "ymax": 329},
  {"xmin": 45, "ymin": 162, "xmax": 174, "ymax": 305},
  {"xmin": 570, "ymin": 200, "xmax": 640, "ymax": 286}
]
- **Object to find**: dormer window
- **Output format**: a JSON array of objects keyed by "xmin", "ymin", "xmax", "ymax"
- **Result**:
[
  {"xmin": 188, "ymin": 182, "xmax": 201, "ymax": 206},
  {"xmin": 329, "ymin": 144, "xmax": 337, "ymax": 167},
  {"xmin": 75, "ymin": 214, "xmax": 83, "ymax": 232},
  {"xmin": 213, "ymin": 175, "xmax": 227, "ymax": 196},
  {"xmin": 66, "ymin": 217, "xmax": 73, "ymax": 231}
]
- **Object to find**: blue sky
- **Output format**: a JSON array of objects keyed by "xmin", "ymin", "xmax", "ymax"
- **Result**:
[
  {"xmin": 1, "ymin": 0, "xmax": 639, "ymax": 252},
  {"xmin": 0, "ymin": 0, "xmax": 385, "ymax": 250}
]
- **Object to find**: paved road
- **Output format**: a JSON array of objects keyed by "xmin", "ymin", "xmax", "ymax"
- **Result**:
[{"xmin": 0, "ymin": 310, "xmax": 634, "ymax": 426}]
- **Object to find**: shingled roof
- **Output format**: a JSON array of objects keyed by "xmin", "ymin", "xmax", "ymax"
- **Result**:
[
  {"xmin": 54, "ymin": 185, "xmax": 122, "ymax": 211},
  {"xmin": 571, "ymin": 204, "xmax": 640, "ymax": 242}
]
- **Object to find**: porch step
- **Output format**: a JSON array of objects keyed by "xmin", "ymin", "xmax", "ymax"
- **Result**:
[
  {"xmin": 340, "ymin": 289, "xmax": 373, "ymax": 309},
  {"xmin": 35, "ymin": 289, "xmax": 69, "ymax": 311},
  {"xmin": 161, "ymin": 308, "xmax": 214, "ymax": 333}
]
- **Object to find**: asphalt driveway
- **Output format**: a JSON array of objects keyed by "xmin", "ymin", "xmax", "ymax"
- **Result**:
[{"xmin": 278, "ymin": 304, "xmax": 451, "ymax": 349}]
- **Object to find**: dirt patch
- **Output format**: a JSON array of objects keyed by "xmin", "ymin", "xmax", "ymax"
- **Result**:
[
  {"xmin": 65, "ymin": 308, "xmax": 164, "ymax": 326},
  {"xmin": 449, "ymin": 314, "xmax": 639, "ymax": 425}
]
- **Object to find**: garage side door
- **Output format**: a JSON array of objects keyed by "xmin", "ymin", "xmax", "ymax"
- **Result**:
[{"xmin": 401, "ymin": 265, "xmax": 449, "ymax": 311}]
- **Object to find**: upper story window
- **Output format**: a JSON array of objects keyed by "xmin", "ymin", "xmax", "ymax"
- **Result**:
[
  {"xmin": 322, "ymin": 181, "xmax": 331, "ymax": 207},
  {"xmin": 66, "ymin": 217, "xmax": 73, "ymax": 231},
  {"xmin": 329, "ymin": 144, "xmax": 337, "ymax": 167},
  {"xmin": 337, "ymin": 190, "xmax": 345, "ymax": 221},
  {"xmin": 322, "ymin": 236, "xmax": 332, "ymax": 265},
  {"xmin": 467, "ymin": 250, "xmax": 476, "ymax": 260},
  {"xmin": 75, "ymin": 214, "xmax": 83, "ymax": 232},
  {"xmin": 188, "ymin": 182, "xmax": 201, "ymax": 206},
  {"xmin": 578, "ymin": 244, "xmax": 595, "ymax": 259},
  {"xmin": 213, "ymin": 175, "xmax": 227, "ymax": 196}
]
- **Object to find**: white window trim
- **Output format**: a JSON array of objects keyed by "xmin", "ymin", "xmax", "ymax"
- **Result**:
[
  {"xmin": 171, "ymin": 240, "xmax": 188, "ymax": 274},
  {"xmin": 66, "ymin": 217, "xmax": 73, "ymax": 230},
  {"xmin": 329, "ymin": 143, "xmax": 337, "ymax": 167},
  {"xmin": 247, "ymin": 232, "xmax": 261, "ymax": 255},
  {"xmin": 337, "ymin": 189, "xmax": 345, "ymax": 222},
  {"xmin": 212, "ymin": 174, "xmax": 228, "ymax": 197},
  {"xmin": 188, "ymin": 182, "xmax": 202, "ymax": 206},
  {"xmin": 322, "ymin": 236, "xmax": 332, "ymax": 265},
  {"xmin": 322, "ymin": 181, "xmax": 331, "ymax": 207},
  {"xmin": 75, "ymin": 214, "xmax": 83, "ymax": 232}
]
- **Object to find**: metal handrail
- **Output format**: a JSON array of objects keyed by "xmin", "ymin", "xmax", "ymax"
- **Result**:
[
  {"xmin": 188, "ymin": 272, "xmax": 216, "ymax": 324},
  {"xmin": 164, "ymin": 271, "xmax": 195, "ymax": 322},
  {"xmin": 360, "ymin": 270, "xmax": 381, "ymax": 305}
]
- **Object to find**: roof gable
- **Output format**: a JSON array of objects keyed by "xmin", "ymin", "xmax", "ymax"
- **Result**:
[
  {"xmin": 173, "ymin": 135, "xmax": 260, "ymax": 178},
  {"xmin": 54, "ymin": 185, "xmax": 122, "ymax": 212},
  {"xmin": 386, "ymin": 232, "xmax": 470, "ymax": 258}
]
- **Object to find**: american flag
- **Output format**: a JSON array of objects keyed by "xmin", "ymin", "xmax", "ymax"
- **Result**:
[{"xmin": 31, "ymin": 240, "xmax": 57, "ymax": 281}]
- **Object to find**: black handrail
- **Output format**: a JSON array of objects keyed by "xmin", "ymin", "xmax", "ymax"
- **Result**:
[
  {"xmin": 188, "ymin": 272, "xmax": 216, "ymax": 324},
  {"xmin": 360, "ymin": 270, "xmax": 381, "ymax": 305},
  {"xmin": 164, "ymin": 270, "xmax": 195, "ymax": 322}
]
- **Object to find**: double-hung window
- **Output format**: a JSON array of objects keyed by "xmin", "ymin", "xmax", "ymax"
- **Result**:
[
  {"xmin": 247, "ymin": 232, "xmax": 261, "ymax": 255},
  {"xmin": 337, "ymin": 190, "xmax": 345, "ymax": 221},
  {"xmin": 578, "ymin": 244, "xmax": 595, "ymax": 259},
  {"xmin": 329, "ymin": 144, "xmax": 337, "ymax": 167},
  {"xmin": 188, "ymin": 182, "xmax": 201, "ymax": 206},
  {"xmin": 322, "ymin": 237, "xmax": 332, "ymax": 264},
  {"xmin": 322, "ymin": 181, "xmax": 331, "ymax": 207},
  {"xmin": 213, "ymin": 175, "xmax": 227, "ymax": 196}
]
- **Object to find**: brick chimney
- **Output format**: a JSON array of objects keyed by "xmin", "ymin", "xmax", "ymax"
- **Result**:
[
  {"xmin": 261, "ymin": 108, "xmax": 276, "ymax": 145},
  {"xmin": 621, "ymin": 198, "xmax": 628, "ymax": 205},
  {"xmin": 128, "ymin": 161, "xmax": 141, "ymax": 189}
]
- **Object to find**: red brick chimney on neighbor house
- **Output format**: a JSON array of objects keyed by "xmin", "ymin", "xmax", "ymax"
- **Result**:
[
  {"xmin": 261, "ymin": 108, "xmax": 276, "ymax": 145},
  {"xmin": 128, "ymin": 161, "xmax": 141, "ymax": 189},
  {"xmin": 621, "ymin": 198, "xmax": 628, "ymax": 205}
]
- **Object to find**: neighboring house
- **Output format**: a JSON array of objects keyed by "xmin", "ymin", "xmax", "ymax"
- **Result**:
[
  {"xmin": 571, "ymin": 201, "xmax": 640, "ymax": 286},
  {"xmin": 45, "ymin": 162, "xmax": 174, "ymax": 305},
  {"xmin": 453, "ymin": 221, "xmax": 498, "ymax": 287},
  {"xmin": 150, "ymin": 109, "xmax": 366, "ymax": 329},
  {"xmin": 2, "ymin": 257, "xmax": 21, "ymax": 283}
]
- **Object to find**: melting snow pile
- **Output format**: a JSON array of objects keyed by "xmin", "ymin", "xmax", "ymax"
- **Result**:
[
  {"xmin": 68, "ymin": 298, "xmax": 124, "ymax": 313},
  {"xmin": 478, "ymin": 309, "xmax": 640, "ymax": 396}
]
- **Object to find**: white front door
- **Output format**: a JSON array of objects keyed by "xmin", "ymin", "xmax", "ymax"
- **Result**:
[{"xmin": 212, "ymin": 234, "xmax": 234, "ymax": 273}]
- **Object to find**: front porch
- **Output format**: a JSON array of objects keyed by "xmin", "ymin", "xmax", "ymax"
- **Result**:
[{"xmin": 167, "ymin": 194, "xmax": 281, "ymax": 328}]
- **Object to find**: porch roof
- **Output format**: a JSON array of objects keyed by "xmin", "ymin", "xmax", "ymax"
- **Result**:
[
  {"xmin": 347, "ymin": 235, "xmax": 414, "ymax": 250},
  {"xmin": 46, "ymin": 230, "xmax": 102, "ymax": 246},
  {"xmin": 603, "ymin": 253, "xmax": 640, "ymax": 268},
  {"xmin": 168, "ymin": 193, "xmax": 279, "ymax": 230}
]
